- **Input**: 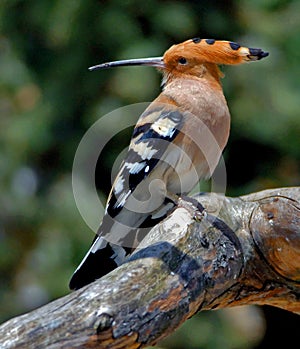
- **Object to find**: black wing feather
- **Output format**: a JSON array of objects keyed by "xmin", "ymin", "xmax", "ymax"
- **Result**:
[{"xmin": 106, "ymin": 108, "xmax": 184, "ymax": 217}]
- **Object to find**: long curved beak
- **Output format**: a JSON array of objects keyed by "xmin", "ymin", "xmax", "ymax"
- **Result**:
[{"xmin": 88, "ymin": 56, "xmax": 165, "ymax": 71}]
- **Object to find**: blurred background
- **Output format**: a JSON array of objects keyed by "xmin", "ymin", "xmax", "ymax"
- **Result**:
[{"xmin": 0, "ymin": 0, "xmax": 299, "ymax": 348}]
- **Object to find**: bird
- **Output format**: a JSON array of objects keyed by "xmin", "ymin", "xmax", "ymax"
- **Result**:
[{"xmin": 69, "ymin": 38, "xmax": 268, "ymax": 290}]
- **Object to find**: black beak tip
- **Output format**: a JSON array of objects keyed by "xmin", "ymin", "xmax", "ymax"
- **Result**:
[{"xmin": 88, "ymin": 65, "xmax": 100, "ymax": 71}]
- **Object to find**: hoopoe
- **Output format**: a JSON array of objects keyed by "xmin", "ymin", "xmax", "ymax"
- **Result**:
[{"xmin": 69, "ymin": 38, "xmax": 268, "ymax": 290}]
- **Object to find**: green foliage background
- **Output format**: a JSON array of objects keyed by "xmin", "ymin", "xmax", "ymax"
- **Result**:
[{"xmin": 0, "ymin": 0, "xmax": 299, "ymax": 348}]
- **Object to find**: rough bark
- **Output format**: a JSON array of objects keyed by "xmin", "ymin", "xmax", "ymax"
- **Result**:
[{"xmin": 1, "ymin": 187, "xmax": 299, "ymax": 349}]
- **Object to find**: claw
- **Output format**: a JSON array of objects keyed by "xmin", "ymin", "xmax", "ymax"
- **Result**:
[{"xmin": 177, "ymin": 195, "xmax": 205, "ymax": 221}]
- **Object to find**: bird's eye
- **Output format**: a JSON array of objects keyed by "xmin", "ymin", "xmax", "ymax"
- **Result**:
[{"xmin": 178, "ymin": 57, "xmax": 187, "ymax": 65}]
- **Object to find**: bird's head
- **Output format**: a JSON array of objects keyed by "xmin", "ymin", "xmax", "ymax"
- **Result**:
[
  {"xmin": 161, "ymin": 38, "xmax": 268, "ymax": 81},
  {"xmin": 89, "ymin": 38, "xmax": 268, "ymax": 83}
]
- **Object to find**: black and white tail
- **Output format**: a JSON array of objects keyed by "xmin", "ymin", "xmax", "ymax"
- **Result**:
[{"xmin": 69, "ymin": 233, "xmax": 128, "ymax": 290}]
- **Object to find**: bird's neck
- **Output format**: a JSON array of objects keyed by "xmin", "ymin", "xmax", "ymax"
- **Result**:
[
  {"xmin": 157, "ymin": 67, "xmax": 229, "ymax": 120},
  {"xmin": 162, "ymin": 63, "xmax": 223, "ymax": 91}
]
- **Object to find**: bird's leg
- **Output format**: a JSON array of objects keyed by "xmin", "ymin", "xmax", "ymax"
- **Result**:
[{"xmin": 166, "ymin": 193, "xmax": 205, "ymax": 222}]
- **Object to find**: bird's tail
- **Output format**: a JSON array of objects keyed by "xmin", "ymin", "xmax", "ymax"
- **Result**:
[
  {"xmin": 69, "ymin": 235, "xmax": 129, "ymax": 290},
  {"xmin": 69, "ymin": 199, "xmax": 175, "ymax": 290}
]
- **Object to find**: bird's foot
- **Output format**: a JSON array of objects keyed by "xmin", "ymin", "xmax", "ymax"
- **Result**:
[{"xmin": 177, "ymin": 195, "xmax": 205, "ymax": 222}]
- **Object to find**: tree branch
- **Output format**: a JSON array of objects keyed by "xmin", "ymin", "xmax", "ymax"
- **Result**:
[{"xmin": 1, "ymin": 187, "xmax": 299, "ymax": 349}]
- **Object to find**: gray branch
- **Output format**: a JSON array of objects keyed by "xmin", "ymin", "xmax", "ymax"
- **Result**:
[{"xmin": 1, "ymin": 187, "xmax": 299, "ymax": 349}]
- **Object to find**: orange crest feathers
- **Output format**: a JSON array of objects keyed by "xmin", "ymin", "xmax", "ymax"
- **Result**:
[{"xmin": 164, "ymin": 38, "xmax": 269, "ymax": 66}]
